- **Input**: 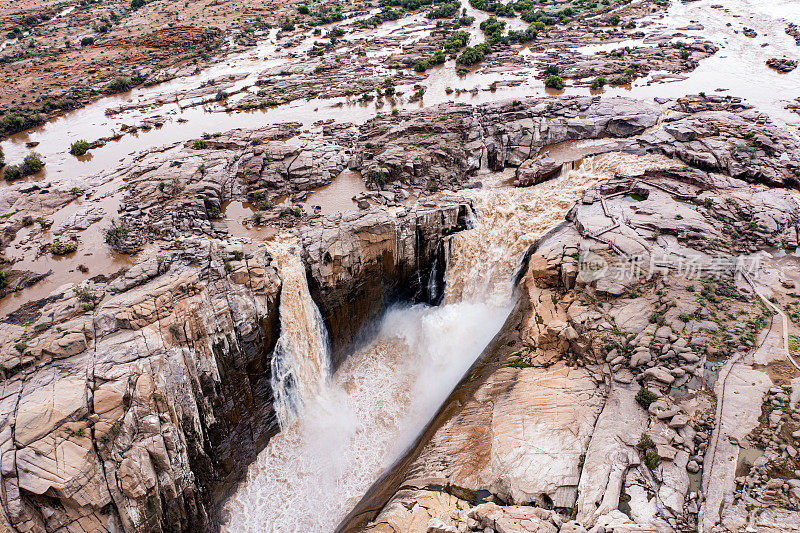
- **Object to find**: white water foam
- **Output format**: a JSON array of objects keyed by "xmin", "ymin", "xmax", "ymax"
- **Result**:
[{"xmin": 223, "ymin": 300, "xmax": 510, "ymax": 532}]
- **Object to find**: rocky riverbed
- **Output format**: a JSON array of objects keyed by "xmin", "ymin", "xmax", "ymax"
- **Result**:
[{"xmin": 0, "ymin": 0, "xmax": 800, "ymax": 532}]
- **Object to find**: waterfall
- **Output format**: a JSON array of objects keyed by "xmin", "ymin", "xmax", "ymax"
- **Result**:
[
  {"xmin": 444, "ymin": 152, "xmax": 675, "ymax": 306},
  {"xmin": 268, "ymin": 237, "xmax": 332, "ymax": 429},
  {"xmin": 426, "ymin": 252, "xmax": 440, "ymax": 303},
  {"xmin": 224, "ymin": 152, "xmax": 678, "ymax": 533}
]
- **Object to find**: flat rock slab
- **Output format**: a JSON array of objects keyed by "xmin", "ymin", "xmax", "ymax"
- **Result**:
[
  {"xmin": 701, "ymin": 364, "xmax": 772, "ymax": 532},
  {"xmin": 488, "ymin": 365, "xmax": 605, "ymax": 507}
]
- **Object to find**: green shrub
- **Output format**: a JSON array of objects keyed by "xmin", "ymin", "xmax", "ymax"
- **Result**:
[
  {"xmin": 80, "ymin": 36, "xmax": 94, "ymax": 46},
  {"xmin": 193, "ymin": 139, "xmax": 207, "ymax": 150},
  {"xmin": 20, "ymin": 152, "xmax": 44, "ymax": 175},
  {"xmin": 637, "ymin": 433, "xmax": 654, "ymax": 451},
  {"xmin": 545, "ymin": 64, "xmax": 559, "ymax": 75},
  {"xmin": 590, "ymin": 76, "xmax": 607, "ymax": 89},
  {"xmin": 0, "ymin": 270, "xmax": 7, "ymax": 289},
  {"xmin": 131, "ymin": 0, "xmax": 145, "ymax": 8},
  {"xmin": 635, "ymin": 387, "xmax": 658, "ymax": 409},
  {"xmin": 643, "ymin": 450, "xmax": 661, "ymax": 470},
  {"xmin": 544, "ymin": 75, "xmax": 564, "ymax": 89},
  {"xmin": 427, "ymin": 1, "xmax": 459, "ymax": 19},
  {"xmin": 0, "ymin": 111, "xmax": 45, "ymax": 137},
  {"xmin": 49, "ymin": 240, "xmax": 77, "ymax": 255},
  {"xmin": 70, "ymin": 139, "xmax": 91, "ymax": 156},
  {"xmin": 3, "ymin": 164, "xmax": 21, "ymax": 181},
  {"xmin": 105, "ymin": 77, "xmax": 132, "ymax": 94},
  {"xmin": 105, "ymin": 221, "xmax": 131, "ymax": 245},
  {"xmin": 456, "ymin": 42, "xmax": 492, "ymax": 66},
  {"xmin": 0, "ymin": 146, "xmax": 3, "ymax": 166},
  {"xmin": 72, "ymin": 285, "xmax": 94, "ymax": 302}
]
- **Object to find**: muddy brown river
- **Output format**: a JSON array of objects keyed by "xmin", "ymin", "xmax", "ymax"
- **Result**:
[{"xmin": 1, "ymin": 0, "xmax": 798, "ymax": 318}]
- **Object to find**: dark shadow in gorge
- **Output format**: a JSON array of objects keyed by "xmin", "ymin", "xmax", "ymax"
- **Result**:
[{"xmin": 307, "ymin": 205, "xmax": 473, "ymax": 372}]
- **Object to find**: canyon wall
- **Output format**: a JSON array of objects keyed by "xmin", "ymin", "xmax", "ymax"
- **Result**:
[{"xmin": 0, "ymin": 202, "xmax": 467, "ymax": 532}]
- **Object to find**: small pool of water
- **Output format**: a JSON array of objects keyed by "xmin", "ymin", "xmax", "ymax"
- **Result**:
[
  {"xmin": 622, "ymin": 193, "xmax": 647, "ymax": 203},
  {"xmin": 735, "ymin": 446, "xmax": 764, "ymax": 477},
  {"xmin": 302, "ymin": 170, "xmax": 368, "ymax": 216},
  {"xmin": 688, "ymin": 470, "xmax": 702, "ymax": 494},
  {"xmin": 704, "ymin": 361, "xmax": 721, "ymax": 390},
  {"xmin": 220, "ymin": 200, "xmax": 279, "ymax": 242}
]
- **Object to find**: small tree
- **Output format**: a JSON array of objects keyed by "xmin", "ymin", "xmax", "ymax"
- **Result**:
[
  {"xmin": 105, "ymin": 220, "xmax": 131, "ymax": 245},
  {"xmin": 20, "ymin": 152, "xmax": 44, "ymax": 175},
  {"xmin": 545, "ymin": 75, "xmax": 564, "ymax": 89},
  {"xmin": 105, "ymin": 77, "xmax": 131, "ymax": 94},
  {"xmin": 635, "ymin": 387, "xmax": 658, "ymax": 409},
  {"xmin": 591, "ymin": 76, "xmax": 607, "ymax": 89},
  {"xmin": 3, "ymin": 165, "xmax": 21, "ymax": 181},
  {"xmin": 643, "ymin": 450, "xmax": 661, "ymax": 470},
  {"xmin": 636, "ymin": 433, "xmax": 655, "ymax": 451},
  {"xmin": 70, "ymin": 139, "xmax": 91, "ymax": 156}
]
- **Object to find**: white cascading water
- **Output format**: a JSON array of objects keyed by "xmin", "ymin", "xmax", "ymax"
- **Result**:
[
  {"xmin": 223, "ymin": 152, "xmax": 677, "ymax": 533},
  {"xmin": 268, "ymin": 237, "xmax": 332, "ymax": 428}
]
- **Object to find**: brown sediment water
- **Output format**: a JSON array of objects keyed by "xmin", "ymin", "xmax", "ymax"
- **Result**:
[
  {"xmin": 734, "ymin": 446, "xmax": 764, "ymax": 477},
  {"xmin": 0, "ymin": 185, "xmax": 142, "ymax": 317},
  {"xmin": 0, "ymin": 0, "xmax": 792, "ymax": 324},
  {"xmin": 535, "ymin": 138, "xmax": 619, "ymax": 162},
  {"xmin": 445, "ymin": 152, "xmax": 677, "ymax": 307},
  {"xmin": 1, "ymin": 0, "xmax": 796, "ymax": 192},
  {"xmin": 302, "ymin": 169, "xmax": 368, "ymax": 216},
  {"xmin": 219, "ymin": 200, "xmax": 280, "ymax": 242}
]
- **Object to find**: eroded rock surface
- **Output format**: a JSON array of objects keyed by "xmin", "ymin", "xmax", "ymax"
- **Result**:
[
  {"xmin": 348, "ymin": 139, "xmax": 800, "ymax": 533},
  {"xmin": 0, "ymin": 197, "xmax": 466, "ymax": 531}
]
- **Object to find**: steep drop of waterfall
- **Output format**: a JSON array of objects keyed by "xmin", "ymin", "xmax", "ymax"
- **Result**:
[
  {"xmin": 223, "ymin": 301, "xmax": 508, "ymax": 532},
  {"xmin": 223, "ymin": 152, "xmax": 677, "ymax": 533},
  {"xmin": 445, "ymin": 152, "xmax": 677, "ymax": 306},
  {"xmin": 268, "ymin": 237, "xmax": 332, "ymax": 428}
]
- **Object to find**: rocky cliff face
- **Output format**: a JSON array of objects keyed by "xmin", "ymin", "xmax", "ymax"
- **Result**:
[
  {"xmin": 0, "ymin": 238, "xmax": 282, "ymax": 533},
  {"xmin": 2, "ymin": 90, "xmax": 800, "ymax": 533},
  {"xmin": 0, "ymin": 199, "xmax": 467, "ymax": 532},
  {"xmin": 346, "ymin": 158, "xmax": 800, "ymax": 533},
  {"xmin": 353, "ymin": 95, "xmax": 800, "ymax": 193},
  {"xmin": 302, "ymin": 203, "xmax": 471, "ymax": 366}
]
